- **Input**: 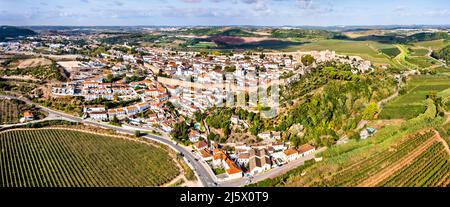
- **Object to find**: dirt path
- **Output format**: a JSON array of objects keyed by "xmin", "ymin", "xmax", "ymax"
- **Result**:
[
  {"xmin": 357, "ymin": 132, "xmax": 439, "ymax": 187},
  {"xmin": 443, "ymin": 112, "xmax": 450, "ymax": 125},
  {"xmin": 435, "ymin": 129, "xmax": 450, "ymax": 155}
]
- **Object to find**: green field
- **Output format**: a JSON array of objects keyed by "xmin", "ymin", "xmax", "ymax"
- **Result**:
[
  {"xmin": 0, "ymin": 99, "xmax": 20, "ymax": 124},
  {"xmin": 412, "ymin": 39, "xmax": 449, "ymax": 51},
  {"xmin": 191, "ymin": 41, "xmax": 217, "ymax": 48},
  {"xmin": 405, "ymin": 56, "xmax": 436, "ymax": 68},
  {"xmin": 409, "ymin": 48, "xmax": 429, "ymax": 56},
  {"xmin": 283, "ymin": 39, "xmax": 445, "ymax": 69},
  {"xmin": 0, "ymin": 129, "xmax": 180, "ymax": 187},
  {"xmin": 283, "ymin": 39, "xmax": 394, "ymax": 66},
  {"xmin": 380, "ymin": 75, "xmax": 450, "ymax": 119},
  {"xmin": 378, "ymin": 142, "xmax": 450, "ymax": 187},
  {"xmin": 380, "ymin": 47, "xmax": 401, "ymax": 58}
]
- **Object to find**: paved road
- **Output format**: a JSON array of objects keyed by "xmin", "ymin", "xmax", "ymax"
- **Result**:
[
  {"xmin": 0, "ymin": 94, "xmax": 217, "ymax": 187},
  {"xmin": 2, "ymin": 94, "xmax": 327, "ymax": 187}
]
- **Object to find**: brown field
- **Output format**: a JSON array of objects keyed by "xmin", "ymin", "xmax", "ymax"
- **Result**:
[{"xmin": 12, "ymin": 58, "xmax": 52, "ymax": 69}]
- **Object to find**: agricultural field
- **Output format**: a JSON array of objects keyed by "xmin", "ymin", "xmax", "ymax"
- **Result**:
[
  {"xmin": 0, "ymin": 129, "xmax": 180, "ymax": 187},
  {"xmin": 253, "ymin": 99, "xmax": 450, "ymax": 187},
  {"xmin": 380, "ymin": 75, "xmax": 450, "ymax": 119},
  {"xmin": 412, "ymin": 39, "xmax": 449, "ymax": 51},
  {"xmin": 378, "ymin": 142, "xmax": 450, "ymax": 187},
  {"xmin": 405, "ymin": 56, "xmax": 436, "ymax": 68},
  {"xmin": 409, "ymin": 48, "xmax": 430, "ymax": 56},
  {"xmin": 0, "ymin": 98, "xmax": 45, "ymax": 124},
  {"xmin": 380, "ymin": 47, "xmax": 401, "ymax": 58},
  {"xmin": 292, "ymin": 129, "xmax": 450, "ymax": 187},
  {"xmin": 0, "ymin": 99, "xmax": 20, "ymax": 124},
  {"xmin": 190, "ymin": 41, "xmax": 217, "ymax": 48},
  {"xmin": 282, "ymin": 39, "xmax": 394, "ymax": 66},
  {"xmin": 281, "ymin": 126, "xmax": 450, "ymax": 187}
]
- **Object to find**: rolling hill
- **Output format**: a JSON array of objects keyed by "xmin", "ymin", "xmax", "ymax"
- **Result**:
[{"xmin": 0, "ymin": 26, "xmax": 36, "ymax": 41}]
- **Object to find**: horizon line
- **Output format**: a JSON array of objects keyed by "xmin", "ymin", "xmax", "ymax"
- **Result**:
[{"xmin": 4, "ymin": 24, "xmax": 450, "ymax": 28}]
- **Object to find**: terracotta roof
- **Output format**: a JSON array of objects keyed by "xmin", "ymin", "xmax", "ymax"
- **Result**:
[
  {"xmin": 194, "ymin": 140, "xmax": 208, "ymax": 149},
  {"xmin": 298, "ymin": 144, "xmax": 315, "ymax": 154},
  {"xmin": 284, "ymin": 148, "xmax": 298, "ymax": 156},
  {"xmin": 238, "ymin": 153, "xmax": 250, "ymax": 159},
  {"xmin": 200, "ymin": 149, "xmax": 212, "ymax": 158},
  {"xmin": 23, "ymin": 111, "xmax": 33, "ymax": 117}
]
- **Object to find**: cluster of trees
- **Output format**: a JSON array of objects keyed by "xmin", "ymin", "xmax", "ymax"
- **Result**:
[
  {"xmin": 301, "ymin": 55, "xmax": 315, "ymax": 66},
  {"xmin": 205, "ymin": 108, "xmax": 233, "ymax": 138},
  {"xmin": 100, "ymin": 34, "xmax": 163, "ymax": 46},
  {"xmin": 346, "ymin": 32, "xmax": 449, "ymax": 44},
  {"xmin": 204, "ymin": 107, "xmax": 263, "ymax": 141},
  {"xmin": 0, "ymin": 62, "xmax": 66, "ymax": 81},
  {"xmin": 0, "ymin": 26, "xmax": 36, "ymax": 42},
  {"xmin": 275, "ymin": 62, "xmax": 396, "ymax": 147},
  {"xmin": 171, "ymin": 121, "xmax": 192, "ymax": 145},
  {"xmin": 104, "ymin": 74, "xmax": 124, "ymax": 83},
  {"xmin": 124, "ymin": 75, "xmax": 145, "ymax": 84},
  {"xmin": 270, "ymin": 29, "xmax": 338, "ymax": 39},
  {"xmin": 432, "ymin": 45, "xmax": 450, "ymax": 64}
]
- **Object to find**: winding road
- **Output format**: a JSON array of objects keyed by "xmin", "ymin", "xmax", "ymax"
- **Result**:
[
  {"xmin": 1, "ymin": 94, "xmax": 322, "ymax": 187},
  {"xmin": 0, "ymin": 94, "xmax": 217, "ymax": 187}
]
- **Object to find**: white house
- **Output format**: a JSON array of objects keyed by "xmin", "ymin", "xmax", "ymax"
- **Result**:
[
  {"xmin": 298, "ymin": 144, "xmax": 316, "ymax": 157},
  {"xmin": 230, "ymin": 115, "xmax": 239, "ymax": 125},
  {"xmin": 89, "ymin": 111, "xmax": 108, "ymax": 121},
  {"xmin": 257, "ymin": 132, "xmax": 272, "ymax": 140},
  {"xmin": 189, "ymin": 130, "xmax": 201, "ymax": 143},
  {"xmin": 83, "ymin": 106, "xmax": 106, "ymax": 113},
  {"xmin": 237, "ymin": 153, "xmax": 250, "ymax": 166},
  {"xmin": 283, "ymin": 148, "xmax": 299, "ymax": 162}
]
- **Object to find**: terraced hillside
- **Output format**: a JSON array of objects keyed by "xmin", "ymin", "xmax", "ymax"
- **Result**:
[
  {"xmin": 0, "ymin": 129, "xmax": 181, "ymax": 187},
  {"xmin": 252, "ymin": 99, "xmax": 450, "ymax": 187}
]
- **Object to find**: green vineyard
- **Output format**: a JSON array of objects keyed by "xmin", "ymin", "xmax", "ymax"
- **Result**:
[
  {"xmin": 0, "ymin": 99, "xmax": 20, "ymax": 124},
  {"xmin": 0, "ymin": 129, "xmax": 180, "ymax": 187},
  {"xmin": 379, "ymin": 142, "xmax": 450, "ymax": 187},
  {"xmin": 309, "ymin": 130, "xmax": 437, "ymax": 186},
  {"xmin": 299, "ymin": 130, "xmax": 450, "ymax": 187}
]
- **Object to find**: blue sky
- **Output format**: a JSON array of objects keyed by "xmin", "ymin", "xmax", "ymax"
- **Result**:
[{"xmin": 1, "ymin": 0, "xmax": 449, "ymax": 26}]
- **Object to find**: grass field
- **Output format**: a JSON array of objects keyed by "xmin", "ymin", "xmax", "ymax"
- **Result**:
[
  {"xmin": 191, "ymin": 41, "xmax": 217, "ymax": 48},
  {"xmin": 380, "ymin": 75, "xmax": 450, "ymax": 119},
  {"xmin": 409, "ymin": 48, "xmax": 429, "ymax": 56},
  {"xmin": 405, "ymin": 56, "xmax": 436, "ymax": 68},
  {"xmin": 0, "ymin": 99, "xmax": 20, "ymax": 124},
  {"xmin": 412, "ymin": 39, "xmax": 449, "ymax": 51},
  {"xmin": 0, "ymin": 129, "xmax": 180, "ymax": 187}
]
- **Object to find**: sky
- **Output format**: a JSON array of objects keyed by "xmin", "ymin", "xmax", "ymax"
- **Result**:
[{"xmin": 0, "ymin": 0, "xmax": 450, "ymax": 26}]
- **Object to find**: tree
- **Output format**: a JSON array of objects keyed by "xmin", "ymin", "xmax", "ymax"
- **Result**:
[
  {"xmin": 111, "ymin": 115, "xmax": 120, "ymax": 126},
  {"xmin": 135, "ymin": 130, "xmax": 141, "ymax": 137},
  {"xmin": 362, "ymin": 102, "xmax": 379, "ymax": 120},
  {"xmin": 301, "ymin": 55, "xmax": 315, "ymax": 66},
  {"xmin": 224, "ymin": 65, "xmax": 236, "ymax": 72}
]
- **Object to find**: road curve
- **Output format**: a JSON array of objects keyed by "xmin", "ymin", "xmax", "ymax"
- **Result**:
[{"xmin": 0, "ymin": 94, "xmax": 216, "ymax": 187}]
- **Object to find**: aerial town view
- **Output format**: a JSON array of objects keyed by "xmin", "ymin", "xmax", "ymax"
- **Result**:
[{"xmin": 0, "ymin": 0, "xmax": 450, "ymax": 193}]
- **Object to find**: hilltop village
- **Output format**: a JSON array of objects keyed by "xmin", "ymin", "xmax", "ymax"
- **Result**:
[{"xmin": 1, "ymin": 31, "xmax": 373, "ymax": 181}]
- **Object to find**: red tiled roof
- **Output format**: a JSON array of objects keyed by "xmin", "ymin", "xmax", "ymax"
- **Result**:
[
  {"xmin": 298, "ymin": 144, "xmax": 315, "ymax": 154},
  {"xmin": 284, "ymin": 148, "xmax": 298, "ymax": 156}
]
